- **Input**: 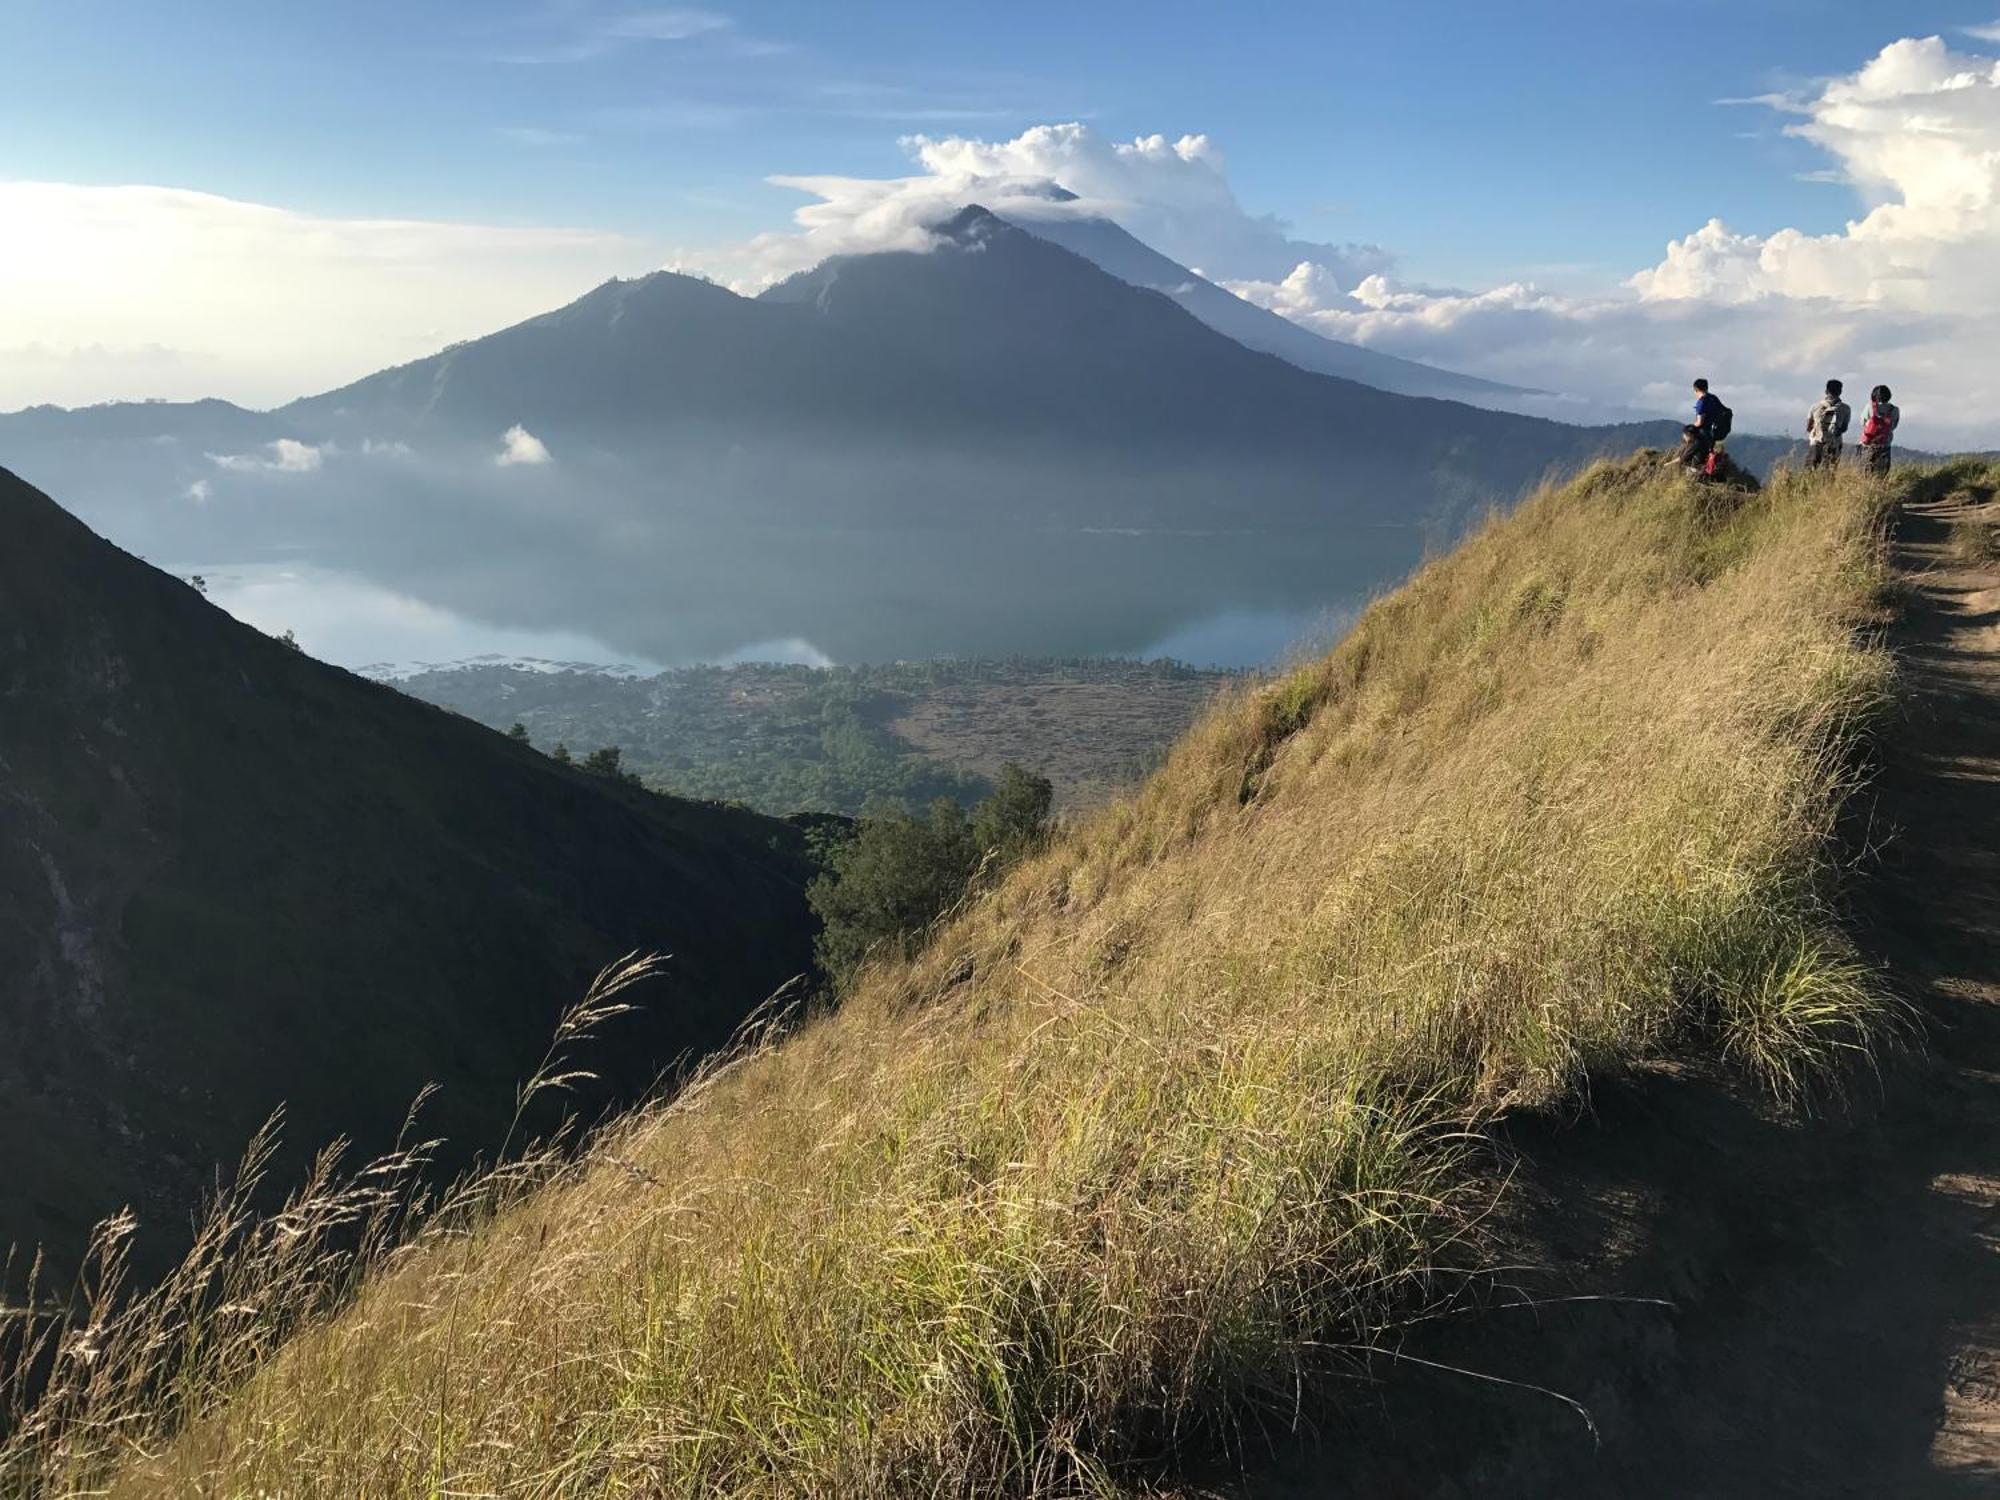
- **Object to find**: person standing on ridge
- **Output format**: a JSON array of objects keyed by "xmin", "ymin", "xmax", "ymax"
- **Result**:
[
  {"xmin": 1861, "ymin": 385, "xmax": 1900, "ymax": 475},
  {"xmin": 1806, "ymin": 380, "xmax": 1851, "ymax": 471},
  {"xmin": 1688, "ymin": 378, "xmax": 1732, "ymax": 475}
]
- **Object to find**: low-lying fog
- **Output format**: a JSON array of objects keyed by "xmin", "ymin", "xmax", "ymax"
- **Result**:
[
  {"xmin": 165, "ymin": 532, "xmax": 1398, "ymax": 674},
  {"xmin": 27, "ymin": 432, "xmax": 1433, "ymax": 674}
]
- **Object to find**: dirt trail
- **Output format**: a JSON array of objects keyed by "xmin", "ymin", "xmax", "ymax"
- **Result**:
[
  {"xmin": 1853, "ymin": 490, "xmax": 2000, "ymax": 1481},
  {"xmin": 1237, "ymin": 490, "xmax": 2000, "ymax": 1497}
]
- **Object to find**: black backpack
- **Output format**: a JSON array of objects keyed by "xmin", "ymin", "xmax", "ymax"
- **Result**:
[{"xmin": 1710, "ymin": 402, "xmax": 1734, "ymax": 442}]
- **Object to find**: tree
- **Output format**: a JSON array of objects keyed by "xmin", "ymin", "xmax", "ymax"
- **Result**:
[
  {"xmin": 807, "ymin": 763, "xmax": 1054, "ymax": 985},
  {"xmin": 581, "ymin": 745, "xmax": 640, "ymax": 784},
  {"xmin": 808, "ymin": 798, "xmax": 978, "ymax": 981},
  {"xmin": 970, "ymin": 764, "xmax": 1054, "ymax": 866},
  {"xmin": 506, "ymin": 722, "xmax": 531, "ymax": 745},
  {"xmin": 277, "ymin": 628, "xmax": 303, "ymax": 652},
  {"xmin": 551, "ymin": 742, "xmax": 573, "ymax": 766}
]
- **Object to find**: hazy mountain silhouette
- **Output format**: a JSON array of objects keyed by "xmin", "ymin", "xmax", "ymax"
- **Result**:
[
  {"xmin": 1006, "ymin": 210, "xmax": 1540, "ymax": 407},
  {"xmin": 269, "ymin": 207, "xmax": 1636, "ymax": 529},
  {"xmin": 0, "ymin": 209, "xmax": 1783, "ymax": 667},
  {"xmin": 0, "ymin": 465, "xmax": 819, "ymax": 1280}
]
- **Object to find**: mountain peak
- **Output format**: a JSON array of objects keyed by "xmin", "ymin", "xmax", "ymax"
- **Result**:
[{"xmin": 931, "ymin": 202, "xmax": 1012, "ymax": 245}]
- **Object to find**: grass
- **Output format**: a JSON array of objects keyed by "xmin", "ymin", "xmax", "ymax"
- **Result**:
[
  {"xmin": 3, "ymin": 453, "xmax": 1918, "ymax": 1498},
  {"xmin": 1948, "ymin": 513, "xmax": 2000, "ymax": 565}
]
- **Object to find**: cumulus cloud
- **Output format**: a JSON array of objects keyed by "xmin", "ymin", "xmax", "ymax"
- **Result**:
[
  {"xmin": 1220, "ymin": 34, "xmax": 2000, "ymax": 446},
  {"xmin": 209, "ymin": 437, "xmax": 327, "ymax": 474},
  {"xmin": 496, "ymin": 425, "xmax": 553, "ymax": 466},
  {"xmin": 674, "ymin": 122, "xmax": 1391, "ymax": 293},
  {"xmin": 184, "ymin": 479, "xmax": 212, "ymax": 504},
  {"xmin": 0, "ymin": 183, "xmax": 645, "ymax": 410}
]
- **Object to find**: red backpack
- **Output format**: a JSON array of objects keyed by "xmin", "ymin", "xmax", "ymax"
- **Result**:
[{"xmin": 1862, "ymin": 403, "xmax": 1892, "ymax": 445}]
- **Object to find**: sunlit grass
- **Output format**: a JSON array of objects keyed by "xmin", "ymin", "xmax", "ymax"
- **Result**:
[{"xmin": 6, "ymin": 453, "xmax": 1943, "ymax": 1499}]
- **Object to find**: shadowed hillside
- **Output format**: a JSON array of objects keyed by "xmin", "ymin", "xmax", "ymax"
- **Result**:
[{"xmin": 0, "ymin": 466, "xmax": 819, "ymax": 1283}]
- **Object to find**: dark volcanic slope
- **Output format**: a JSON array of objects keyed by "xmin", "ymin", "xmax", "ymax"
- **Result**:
[
  {"xmin": 270, "ymin": 207, "xmax": 1636, "ymax": 534},
  {"xmin": 0, "ymin": 467, "xmax": 818, "ymax": 1278}
]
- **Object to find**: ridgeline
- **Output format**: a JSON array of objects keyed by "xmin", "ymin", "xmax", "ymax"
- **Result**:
[{"xmin": 14, "ymin": 452, "xmax": 2000, "ymax": 1495}]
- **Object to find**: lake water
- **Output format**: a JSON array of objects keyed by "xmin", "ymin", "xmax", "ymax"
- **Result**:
[{"xmin": 165, "ymin": 522, "xmax": 1422, "ymax": 676}]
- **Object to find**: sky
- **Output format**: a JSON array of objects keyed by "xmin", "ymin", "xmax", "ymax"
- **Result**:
[{"xmin": 5, "ymin": 1, "xmax": 2000, "ymax": 443}]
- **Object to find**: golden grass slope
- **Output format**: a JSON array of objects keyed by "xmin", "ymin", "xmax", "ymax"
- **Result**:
[{"xmin": 18, "ymin": 454, "xmax": 1917, "ymax": 1497}]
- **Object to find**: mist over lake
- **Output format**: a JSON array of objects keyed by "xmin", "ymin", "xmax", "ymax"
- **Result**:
[{"xmin": 165, "ymin": 520, "xmax": 1421, "ymax": 673}]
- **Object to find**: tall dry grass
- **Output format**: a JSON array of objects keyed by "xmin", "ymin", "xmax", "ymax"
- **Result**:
[{"xmin": 5, "ymin": 454, "xmax": 1913, "ymax": 1497}]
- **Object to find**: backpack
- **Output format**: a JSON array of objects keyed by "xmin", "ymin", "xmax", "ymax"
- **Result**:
[
  {"xmin": 1709, "ymin": 402, "xmax": 1734, "ymax": 442},
  {"xmin": 1862, "ymin": 403, "xmax": 1892, "ymax": 446}
]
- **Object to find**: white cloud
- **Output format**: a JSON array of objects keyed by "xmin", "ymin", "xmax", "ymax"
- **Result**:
[
  {"xmin": 1967, "ymin": 20, "xmax": 2000, "ymax": 43},
  {"xmin": 209, "ymin": 437, "xmax": 327, "ymax": 473},
  {"xmin": 673, "ymin": 122, "xmax": 1391, "ymax": 293},
  {"xmin": 496, "ymin": 425, "xmax": 553, "ymax": 466},
  {"xmin": 495, "ymin": 7, "xmax": 735, "ymax": 63},
  {"xmin": 0, "ymin": 183, "xmax": 645, "ymax": 410},
  {"xmin": 1218, "ymin": 34, "xmax": 2000, "ymax": 447},
  {"xmin": 602, "ymin": 8, "xmax": 730, "ymax": 42},
  {"xmin": 184, "ymin": 478, "xmax": 212, "ymax": 504},
  {"xmin": 497, "ymin": 126, "xmax": 583, "ymax": 147}
]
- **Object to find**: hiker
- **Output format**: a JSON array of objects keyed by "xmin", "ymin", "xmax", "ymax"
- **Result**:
[
  {"xmin": 1860, "ymin": 385, "xmax": 1900, "ymax": 475},
  {"xmin": 1805, "ymin": 379, "xmax": 1851, "ymax": 470},
  {"xmin": 1687, "ymin": 378, "xmax": 1733, "ymax": 472}
]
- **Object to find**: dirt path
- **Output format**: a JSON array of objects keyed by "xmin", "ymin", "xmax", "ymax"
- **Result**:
[
  {"xmin": 1852, "ymin": 489, "xmax": 2000, "ymax": 1482},
  {"xmin": 1236, "ymin": 489, "xmax": 2000, "ymax": 1497}
]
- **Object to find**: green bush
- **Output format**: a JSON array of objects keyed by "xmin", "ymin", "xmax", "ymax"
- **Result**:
[{"xmin": 810, "ymin": 764, "xmax": 1052, "ymax": 981}]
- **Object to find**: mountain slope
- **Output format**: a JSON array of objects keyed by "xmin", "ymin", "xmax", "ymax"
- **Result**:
[
  {"xmin": 1011, "ymin": 211, "xmax": 1539, "ymax": 407},
  {"xmin": 258, "ymin": 208, "xmax": 1630, "ymax": 531},
  {"xmin": 0, "ymin": 215, "xmax": 1785, "ymax": 670},
  {"xmin": 37, "ymin": 452, "xmax": 1906, "ymax": 1495},
  {"xmin": 0, "ymin": 466, "xmax": 818, "ymax": 1279}
]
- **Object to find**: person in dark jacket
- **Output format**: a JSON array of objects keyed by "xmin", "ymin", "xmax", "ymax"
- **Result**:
[{"xmin": 1806, "ymin": 379, "xmax": 1851, "ymax": 470}]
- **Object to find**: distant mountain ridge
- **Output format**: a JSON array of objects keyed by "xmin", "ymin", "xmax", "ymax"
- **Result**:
[
  {"xmin": 0, "ymin": 465, "xmax": 819, "ymax": 1279},
  {"xmin": 275, "ymin": 206, "xmax": 1648, "ymax": 524},
  {"xmin": 2, "ymin": 207, "xmax": 1769, "ymax": 544},
  {"xmin": 1006, "ymin": 210, "xmax": 1541, "ymax": 408},
  {"xmin": 0, "ymin": 208, "xmax": 1792, "ymax": 666}
]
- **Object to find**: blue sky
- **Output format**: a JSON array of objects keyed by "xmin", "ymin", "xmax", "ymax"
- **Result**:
[
  {"xmin": 6, "ymin": 4, "xmax": 2000, "ymax": 442},
  {"xmin": 8, "ymin": 0, "xmax": 1998, "ymax": 288}
]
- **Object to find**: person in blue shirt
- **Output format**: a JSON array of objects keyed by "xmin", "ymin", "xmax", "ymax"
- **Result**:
[
  {"xmin": 1692, "ymin": 378, "xmax": 1721, "ymax": 440},
  {"xmin": 1682, "ymin": 378, "xmax": 1722, "ymax": 472}
]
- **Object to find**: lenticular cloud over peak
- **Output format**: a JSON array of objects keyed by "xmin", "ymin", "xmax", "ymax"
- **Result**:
[{"xmin": 672, "ymin": 122, "xmax": 1392, "ymax": 297}]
